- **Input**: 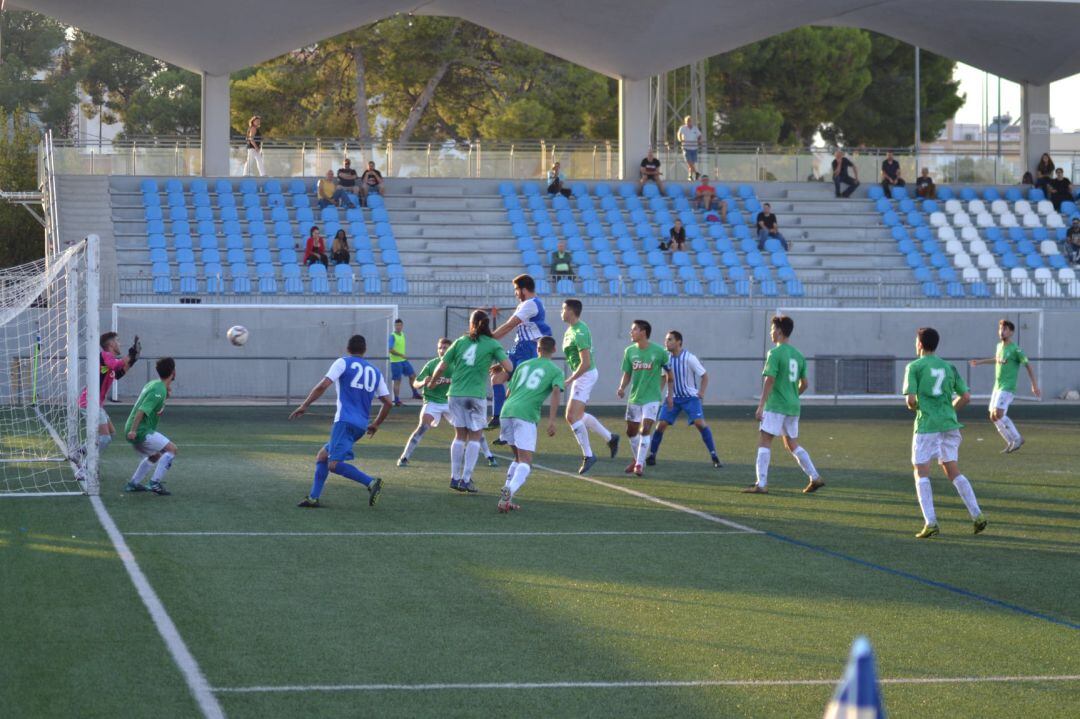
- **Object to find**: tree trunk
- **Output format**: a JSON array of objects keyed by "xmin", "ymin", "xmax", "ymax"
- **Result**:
[
  {"xmin": 396, "ymin": 21, "xmax": 461, "ymax": 144},
  {"xmin": 352, "ymin": 45, "xmax": 371, "ymax": 142}
]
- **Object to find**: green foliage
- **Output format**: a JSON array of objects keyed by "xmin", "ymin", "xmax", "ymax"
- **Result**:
[
  {"xmin": 479, "ymin": 98, "xmax": 556, "ymax": 138},
  {"xmin": 0, "ymin": 11, "xmax": 75, "ymax": 133},
  {"xmin": 0, "ymin": 109, "xmax": 45, "ymax": 266},
  {"xmin": 717, "ymin": 105, "xmax": 784, "ymax": 144}
]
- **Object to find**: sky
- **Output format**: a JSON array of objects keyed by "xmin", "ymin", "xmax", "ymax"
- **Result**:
[{"xmin": 953, "ymin": 63, "xmax": 1080, "ymax": 133}]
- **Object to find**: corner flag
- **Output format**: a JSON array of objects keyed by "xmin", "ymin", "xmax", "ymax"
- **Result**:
[{"xmin": 823, "ymin": 636, "xmax": 885, "ymax": 719}]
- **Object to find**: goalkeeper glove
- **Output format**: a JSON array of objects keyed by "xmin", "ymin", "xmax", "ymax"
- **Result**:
[{"xmin": 127, "ymin": 335, "xmax": 141, "ymax": 364}]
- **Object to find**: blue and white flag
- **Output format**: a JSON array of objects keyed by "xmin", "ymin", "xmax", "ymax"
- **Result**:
[{"xmin": 823, "ymin": 636, "xmax": 885, "ymax": 719}]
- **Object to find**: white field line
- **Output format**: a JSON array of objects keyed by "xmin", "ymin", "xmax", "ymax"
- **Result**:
[
  {"xmin": 213, "ymin": 674, "xmax": 1080, "ymax": 693},
  {"xmin": 123, "ymin": 529, "xmax": 755, "ymax": 538},
  {"xmin": 90, "ymin": 496, "xmax": 225, "ymax": 719}
]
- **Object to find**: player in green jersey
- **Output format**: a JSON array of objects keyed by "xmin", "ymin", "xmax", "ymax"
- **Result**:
[
  {"xmin": 904, "ymin": 327, "xmax": 987, "ymax": 539},
  {"xmin": 969, "ymin": 319, "xmax": 1040, "ymax": 453},
  {"xmin": 745, "ymin": 315, "xmax": 824, "ymax": 495},
  {"xmin": 561, "ymin": 299, "xmax": 619, "ymax": 475},
  {"xmin": 398, "ymin": 338, "xmax": 498, "ymax": 467},
  {"xmin": 428, "ymin": 310, "xmax": 512, "ymax": 493},
  {"xmin": 616, "ymin": 319, "xmax": 672, "ymax": 476},
  {"xmin": 122, "ymin": 358, "xmax": 178, "ymax": 496},
  {"xmin": 492, "ymin": 336, "xmax": 564, "ymax": 512}
]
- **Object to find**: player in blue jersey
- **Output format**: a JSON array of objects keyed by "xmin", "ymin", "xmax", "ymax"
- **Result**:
[
  {"xmin": 646, "ymin": 330, "xmax": 722, "ymax": 468},
  {"xmin": 487, "ymin": 273, "xmax": 553, "ymax": 430},
  {"xmin": 290, "ymin": 334, "xmax": 392, "ymax": 508}
]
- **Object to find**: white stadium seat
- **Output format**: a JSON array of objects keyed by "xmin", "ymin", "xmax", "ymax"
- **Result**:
[
  {"xmin": 953, "ymin": 211, "xmax": 972, "ymax": 227},
  {"xmin": 944, "ymin": 199, "xmax": 962, "ymax": 214},
  {"xmin": 1018, "ymin": 281, "xmax": 1038, "ymax": 298},
  {"xmin": 929, "ymin": 211, "xmax": 947, "ymax": 227},
  {"xmin": 1060, "ymin": 267, "xmax": 1077, "ymax": 282},
  {"xmin": 969, "ymin": 238, "xmax": 988, "ymax": 255},
  {"xmin": 1047, "ymin": 214, "xmax": 1064, "ymax": 229},
  {"xmin": 960, "ymin": 226, "xmax": 979, "ymax": 242},
  {"xmin": 962, "ymin": 266, "xmax": 981, "ymax": 282},
  {"xmin": 976, "ymin": 252, "xmax": 997, "ymax": 269},
  {"xmin": 1033, "ymin": 267, "xmax": 1053, "ymax": 282},
  {"xmin": 953, "ymin": 251, "xmax": 972, "ymax": 268},
  {"xmin": 1066, "ymin": 279, "xmax": 1080, "ymax": 298},
  {"xmin": 1040, "ymin": 239, "xmax": 1060, "ymax": 256},
  {"xmin": 945, "ymin": 238, "xmax": 964, "ymax": 255},
  {"xmin": 999, "ymin": 212, "xmax": 1018, "ymax": 227},
  {"xmin": 1010, "ymin": 267, "xmax": 1029, "ymax": 281},
  {"xmin": 990, "ymin": 199, "xmax": 1009, "ymax": 215},
  {"xmin": 1022, "ymin": 213, "xmax": 1041, "ymax": 228},
  {"xmin": 1014, "ymin": 200, "xmax": 1032, "ymax": 215},
  {"xmin": 937, "ymin": 226, "xmax": 957, "ymax": 242},
  {"xmin": 986, "ymin": 266, "xmax": 1007, "ymax": 296},
  {"xmin": 976, "ymin": 212, "xmax": 995, "ymax": 228},
  {"xmin": 1043, "ymin": 281, "xmax": 1063, "ymax": 297},
  {"xmin": 968, "ymin": 199, "xmax": 986, "ymax": 215},
  {"xmin": 1037, "ymin": 200, "xmax": 1055, "ymax": 216}
]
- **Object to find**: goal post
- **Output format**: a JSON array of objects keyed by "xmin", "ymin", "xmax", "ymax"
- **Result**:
[{"xmin": 1, "ymin": 235, "xmax": 99, "ymax": 496}]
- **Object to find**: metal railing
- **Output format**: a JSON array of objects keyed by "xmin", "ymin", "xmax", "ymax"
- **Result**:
[{"xmin": 39, "ymin": 130, "xmax": 62, "ymax": 258}]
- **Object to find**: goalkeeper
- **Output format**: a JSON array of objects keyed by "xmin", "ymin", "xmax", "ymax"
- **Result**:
[{"xmin": 74, "ymin": 332, "xmax": 140, "ymax": 476}]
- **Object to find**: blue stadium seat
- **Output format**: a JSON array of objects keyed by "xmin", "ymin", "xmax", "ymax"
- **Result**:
[
  {"xmin": 982, "ymin": 187, "xmax": 1000, "ymax": 202},
  {"xmin": 498, "ymin": 182, "xmax": 515, "ymax": 197},
  {"xmin": 913, "ymin": 266, "xmax": 933, "ymax": 282},
  {"xmin": 921, "ymin": 282, "xmax": 941, "ymax": 298},
  {"xmin": 628, "ymin": 265, "xmax": 648, "ymax": 281},
  {"xmin": 905, "ymin": 252, "xmax": 923, "ymax": 269},
  {"xmin": 732, "ymin": 279, "xmax": 751, "ymax": 296},
  {"xmin": 216, "ymin": 205, "xmax": 237, "ymax": 221},
  {"xmin": 737, "ymin": 184, "xmax": 755, "ymax": 200},
  {"xmin": 946, "ymin": 281, "xmax": 965, "ymax": 298},
  {"xmin": 147, "ymin": 234, "xmax": 166, "ymax": 250},
  {"xmin": 874, "ymin": 198, "xmax": 891, "ymax": 214},
  {"xmin": 165, "ymin": 179, "xmax": 183, "ymax": 195},
  {"xmin": 898, "ymin": 239, "xmax": 916, "ymax": 255},
  {"xmin": 1027, "ymin": 188, "xmax": 1046, "ymax": 202},
  {"xmin": 935, "ymin": 186, "xmax": 954, "ymax": 201},
  {"xmin": 389, "ymin": 277, "xmax": 408, "ymax": 295},
  {"xmin": 732, "ymin": 224, "xmax": 751, "ymax": 240},
  {"xmin": 671, "ymin": 251, "xmax": 691, "ymax": 267},
  {"xmin": 151, "ymin": 261, "xmax": 170, "ymax": 278},
  {"xmin": 144, "ymin": 205, "xmax": 163, "ymax": 222},
  {"xmin": 1025, "ymin": 253, "xmax": 1044, "ymax": 269},
  {"xmin": 898, "ymin": 198, "xmax": 916, "ymax": 213},
  {"xmin": 198, "ymin": 232, "xmax": 217, "ymax": 250},
  {"xmin": 752, "ymin": 265, "xmax": 772, "ymax": 282},
  {"xmin": 279, "ymin": 248, "xmax": 299, "ymax": 265},
  {"xmin": 526, "ymin": 264, "xmax": 545, "ymax": 278},
  {"xmin": 231, "ymin": 275, "xmax": 252, "ymax": 294},
  {"xmin": 193, "ymin": 206, "xmax": 212, "ymax": 222},
  {"xmin": 577, "ymin": 264, "xmax": 597, "ymax": 280},
  {"xmin": 149, "ymin": 247, "xmax": 168, "ymax": 264},
  {"xmin": 906, "ymin": 211, "xmax": 924, "ymax": 227},
  {"xmin": 706, "ymin": 278, "xmax": 728, "ymax": 296},
  {"xmin": 959, "ymin": 187, "xmax": 977, "ymax": 201},
  {"xmin": 176, "ymin": 248, "xmax": 195, "ymax": 265},
  {"xmin": 969, "ymin": 281, "xmax": 991, "ymax": 298},
  {"xmin": 204, "ymin": 263, "xmax": 224, "ymax": 293},
  {"xmin": 868, "ymin": 186, "xmax": 885, "ymax": 201},
  {"xmin": 140, "ymin": 179, "xmax": 158, "ymax": 194},
  {"xmin": 582, "ymin": 278, "xmax": 601, "ymax": 296},
  {"xmin": 727, "ymin": 265, "xmax": 747, "ymax": 281},
  {"xmin": 938, "ymin": 267, "xmax": 957, "ymax": 282},
  {"xmin": 631, "ymin": 278, "xmax": 653, "ymax": 296},
  {"xmin": 1048, "ymin": 254, "xmax": 1067, "ymax": 269},
  {"xmin": 745, "ymin": 251, "xmax": 765, "ymax": 268},
  {"xmin": 217, "ymin": 193, "xmax": 236, "ymax": 209},
  {"xmin": 556, "ymin": 278, "xmax": 575, "ymax": 294},
  {"xmin": 141, "ymin": 191, "xmax": 160, "ymax": 208},
  {"xmin": 759, "ymin": 279, "xmax": 779, "ymax": 297},
  {"xmin": 253, "ymin": 248, "xmax": 272, "ymax": 265},
  {"xmin": 922, "ymin": 200, "xmax": 938, "ymax": 214},
  {"xmin": 882, "ymin": 211, "xmax": 900, "ymax": 227},
  {"xmin": 153, "ymin": 276, "xmax": 172, "ymax": 294},
  {"xmin": 658, "ymin": 279, "xmax": 678, "ymax": 296},
  {"xmin": 744, "ymin": 198, "xmax": 762, "ymax": 214},
  {"xmin": 785, "ymin": 279, "xmax": 805, "ymax": 297},
  {"xmin": 1003, "ymin": 187, "xmax": 1022, "ymax": 202},
  {"xmin": 286, "ymin": 179, "xmax": 306, "ymax": 196},
  {"xmin": 929, "ymin": 252, "xmax": 948, "ymax": 268},
  {"xmin": 534, "ymin": 278, "xmax": 551, "ymax": 295},
  {"xmin": 1000, "ymin": 252, "xmax": 1019, "ymax": 269},
  {"xmin": 914, "ymin": 226, "xmax": 933, "ymax": 242},
  {"xmin": 621, "ymin": 251, "xmax": 642, "ymax": 266},
  {"xmin": 677, "ymin": 265, "xmax": 698, "ymax": 281},
  {"xmin": 193, "ymin": 193, "xmax": 211, "ymax": 208},
  {"xmin": 653, "ymin": 266, "xmax": 673, "ymax": 281},
  {"xmin": 777, "ymin": 265, "xmax": 796, "ymax": 281}
]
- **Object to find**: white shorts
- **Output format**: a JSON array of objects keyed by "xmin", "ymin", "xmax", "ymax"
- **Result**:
[
  {"xmin": 422, "ymin": 402, "xmax": 450, "ymax": 427},
  {"xmin": 499, "ymin": 417, "xmax": 538, "ymax": 452},
  {"xmin": 760, "ymin": 410, "xmax": 799, "ymax": 438},
  {"xmin": 625, "ymin": 402, "xmax": 660, "ymax": 423},
  {"xmin": 911, "ymin": 430, "xmax": 962, "ymax": 465},
  {"xmin": 568, "ymin": 368, "xmax": 599, "ymax": 405},
  {"xmin": 81, "ymin": 405, "xmax": 111, "ymax": 429},
  {"xmin": 131, "ymin": 431, "xmax": 170, "ymax": 457},
  {"xmin": 449, "ymin": 396, "xmax": 487, "ymax": 432},
  {"xmin": 989, "ymin": 389, "xmax": 1014, "ymax": 413}
]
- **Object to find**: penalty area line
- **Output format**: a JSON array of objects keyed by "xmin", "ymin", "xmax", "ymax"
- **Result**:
[{"xmin": 123, "ymin": 529, "xmax": 756, "ymax": 537}]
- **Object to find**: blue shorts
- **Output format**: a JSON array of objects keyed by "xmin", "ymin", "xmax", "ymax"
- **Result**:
[
  {"xmin": 658, "ymin": 397, "xmax": 704, "ymax": 425},
  {"xmin": 508, "ymin": 341, "xmax": 539, "ymax": 368},
  {"xmin": 324, "ymin": 421, "xmax": 367, "ymax": 462},
  {"xmin": 683, "ymin": 149, "xmax": 699, "ymax": 163},
  {"xmin": 390, "ymin": 360, "xmax": 415, "ymax": 380}
]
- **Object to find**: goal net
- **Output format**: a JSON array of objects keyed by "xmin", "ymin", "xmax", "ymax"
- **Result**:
[{"xmin": 1, "ymin": 237, "xmax": 99, "ymax": 495}]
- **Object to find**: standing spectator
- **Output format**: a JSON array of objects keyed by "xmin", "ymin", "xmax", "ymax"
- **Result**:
[
  {"xmin": 1066, "ymin": 218, "xmax": 1080, "ymax": 264},
  {"xmin": 337, "ymin": 159, "xmax": 360, "ymax": 202},
  {"xmin": 880, "ymin": 151, "xmax": 906, "ymax": 198},
  {"xmin": 677, "ymin": 115, "xmax": 703, "ymax": 181},
  {"xmin": 243, "ymin": 116, "xmax": 265, "ymax": 177},
  {"xmin": 661, "ymin": 219, "xmax": 686, "ymax": 252},
  {"xmin": 756, "ymin": 203, "xmax": 788, "ymax": 251},
  {"xmin": 1035, "ymin": 153, "xmax": 1055, "ymax": 193},
  {"xmin": 550, "ymin": 239, "xmax": 574, "ymax": 280},
  {"xmin": 330, "ymin": 230, "xmax": 350, "ymax": 265},
  {"xmin": 693, "ymin": 175, "xmax": 727, "ymax": 215},
  {"xmin": 639, "ymin": 148, "xmax": 665, "ymax": 195},
  {"xmin": 360, "ymin": 161, "xmax": 384, "ymax": 206},
  {"xmin": 915, "ymin": 168, "xmax": 937, "ymax": 199},
  {"xmin": 831, "ymin": 150, "xmax": 860, "ymax": 197},
  {"xmin": 317, "ymin": 170, "xmax": 349, "ymax": 208},
  {"xmin": 303, "ymin": 226, "xmax": 329, "ymax": 267},
  {"xmin": 1049, "ymin": 168, "xmax": 1073, "ymax": 211},
  {"xmin": 546, "ymin": 162, "xmax": 572, "ymax": 198}
]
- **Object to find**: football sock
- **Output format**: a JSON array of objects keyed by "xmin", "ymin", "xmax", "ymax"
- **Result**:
[
  {"xmin": 492, "ymin": 384, "xmax": 507, "ymax": 418},
  {"xmin": 571, "ymin": 420, "xmax": 593, "ymax": 457},
  {"xmin": 331, "ymin": 461, "xmax": 374, "ymax": 487},
  {"xmin": 151, "ymin": 452, "xmax": 174, "ymax": 484},
  {"xmin": 480, "ymin": 436, "xmax": 493, "ymax": 459},
  {"xmin": 1000, "ymin": 416, "xmax": 1021, "ymax": 444},
  {"xmin": 993, "ymin": 419, "xmax": 1012, "ymax": 446},
  {"xmin": 450, "ymin": 439, "xmax": 466, "ymax": 480},
  {"xmin": 755, "ymin": 447, "xmax": 770, "ymax": 487},
  {"xmin": 951, "ymin": 475, "xmax": 981, "ymax": 518},
  {"xmin": 505, "ymin": 461, "xmax": 520, "ymax": 487},
  {"xmin": 508, "ymin": 462, "xmax": 531, "ymax": 495},
  {"xmin": 915, "ymin": 477, "xmax": 937, "ymax": 525},
  {"xmin": 310, "ymin": 460, "xmax": 329, "ymax": 498},
  {"xmin": 629, "ymin": 434, "xmax": 640, "ymax": 458},
  {"xmin": 130, "ymin": 457, "xmax": 154, "ymax": 485},
  {"xmin": 463, "ymin": 440, "xmax": 481, "ymax": 481},
  {"xmin": 697, "ymin": 425, "xmax": 716, "ymax": 454},
  {"xmin": 584, "ymin": 413, "xmax": 612, "ymax": 441},
  {"xmin": 402, "ymin": 424, "xmax": 428, "ymax": 459},
  {"xmin": 97, "ymin": 433, "xmax": 112, "ymax": 452},
  {"xmin": 649, "ymin": 430, "xmax": 664, "ymax": 456},
  {"xmin": 635, "ymin": 434, "xmax": 650, "ymax": 466},
  {"xmin": 791, "ymin": 446, "xmax": 819, "ymax": 480}
]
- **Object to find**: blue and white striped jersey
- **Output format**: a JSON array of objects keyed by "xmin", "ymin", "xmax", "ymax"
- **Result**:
[
  {"xmin": 668, "ymin": 349, "xmax": 707, "ymax": 398},
  {"xmin": 512, "ymin": 296, "xmax": 552, "ymax": 344}
]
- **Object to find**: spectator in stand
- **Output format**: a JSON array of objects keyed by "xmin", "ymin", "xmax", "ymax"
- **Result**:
[
  {"xmin": 1066, "ymin": 218, "xmax": 1080, "ymax": 264},
  {"xmin": 360, "ymin": 161, "xmax": 384, "ymax": 206},
  {"xmin": 337, "ymin": 159, "xmax": 359, "ymax": 202},
  {"xmin": 330, "ymin": 229, "xmax": 350, "ymax": 265},
  {"xmin": 661, "ymin": 218, "xmax": 686, "ymax": 252},
  {"xmin": 915, "ymin": 168, "xmax": 937, "ymax": 199},
  {"xmin": 677, "ymin": 115, "xmax": 703, "ymax": 181},
  {"xmin": 550, "ymin": 239, "xmax": 574, "ymax": 280},
  {"xmin": 546, "ymin": 162, "xmax": 572, "ymax": 198},
  {"xmin": 1049, "ymin": 168, "xmax": 1073, "ymax": 211},
  {"xmin": 880, "ymin": 151, "xmax": 906, "ymax": 198},
  {"xmin": 639, "ymin": 148, "xmax": 665, "ymax": 195},
  {"xmin": 756, "ymin": 203, "xmax": 788, "ymax": 251},
  {"xmin": 1020, "ymin": 171, "xmax": 1035, "ymax": 186},
  {"xmin": 303, "ymin": 226, "xmax": 329, "ymax": 267},
  {"xmin": 243, "ymin": 116, "xmax": 265, "ymax": 177},
  {"xmin": 693, "ymin": 175, "xmax": 726, "ymax": 215},
  {"xmin": 832, "ymin": 150, "xmax": 859, "ymax": 197},
  {"xmin": 1035, "ymin": 153, "xmax": 1055, "ymax": 193},
  {"xmin": 317, "ymin": 170, "xmax": 350, "ymax": 209}
]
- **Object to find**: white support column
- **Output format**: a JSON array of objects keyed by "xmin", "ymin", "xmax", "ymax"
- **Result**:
[
  {"xmin": 1021, "ymin": 83, "xmax": 1051, "ymax": 179},
  {"xmin": 201, "ymin": 72, "xmax": 231, "ymax": 177},
  {"xmin": 619, "ymin": 78, "xmax": 651, "ymax": 181}
]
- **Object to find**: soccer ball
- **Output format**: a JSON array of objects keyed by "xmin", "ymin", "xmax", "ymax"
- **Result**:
[{"xmin": 226, "ymin": 325, "xmax": 249, "ymax": 346}]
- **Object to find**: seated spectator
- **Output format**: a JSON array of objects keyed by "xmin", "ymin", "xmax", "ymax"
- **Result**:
[
  {"xmin": 880, "ymin": 151, "xmax": 906, "ymax": 198},
  {"xmin": 330, "ymin": 229, "xmax": 350, "ymax": 265},
  {"xmin": 756, "ymin": 203, "xmax": 788, "ymax": 251},
  {"xmin": 1020, "ymin": 171, "xmax": 1035, "ymax": 186},
  {"xmin": 549, "ymin": 239, "xmax": 574, "ymax": 280},
  {"xmin": 317, "ymin": 170, "xmax": 349, "ymax": 209},
  {"xmin": 660, "ymin": 218, "xmax": 686, "ymax": 252},
  {"xmin": 546, "ymin": 162, "xmax": 572, "ymax": 198},
  {"xmin": 1035, "ymin": 153, "xmax": 1055, "ymax": 193},
  {"xmin": 1066, "ymin": 218, "xmax": 1080, "ymax": 265},
  {"xmin": 693, "ymin": 175, "xmax": 727, "ymax": 215},
  {"xmin": 303, "ymin": 226, "xmax": 329, "ymax": 267},
  {"xmin": 832, "ymin": 150, "xmax": 859, "ymax": 197},
  {"xmin": 337, "ymin": 158, "xmax": 359, "ymax": 200},
  {"xmin": 360, "ymin": 161, "xmax": 384, "ymax": 206},
  {"xmin": 1049, "ymin": 168, "xmax": 1072, "ymax": 211},
  {"xmin": 915, "ymin": 168, "xmax": 937, "ymax": 199},
  {"xmin": 638, "ymin": 148, "xmax": 665, "ymax": 195}
]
